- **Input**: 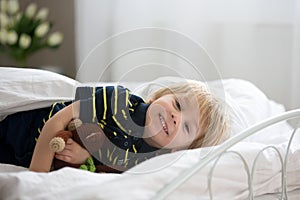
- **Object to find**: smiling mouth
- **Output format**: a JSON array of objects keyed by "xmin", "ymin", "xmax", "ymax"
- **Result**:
[{"xmin": 159, "ymin": 114, "xmax": 169, "ymax": 135}]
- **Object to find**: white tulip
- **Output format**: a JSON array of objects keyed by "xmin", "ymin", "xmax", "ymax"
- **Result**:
[
  {"xmin": 25, "ymin": 3, "xmax": 37, "ymax": 18},
  {"xmin": 0, "ymin": 12, "xmax": 9, "ymax": 28},
  {"xmin": 0, "ymin": 0, "xmax": 7, "ymax": 12},
  {"xmin": 7, "ymin": 0, "xmax": 19, "ymax": 14},
  {"xmin": 47, "ymin": 32, "xmax": 63, "ymax": 46},
  {"xmin": 35, "ymin": 22, "xmax": 49, "ymax": 37},
  {"xmin": 19, "ymin": 33, "xmax": 31, "ymax": 49},
  {"xmin": 6, "ymin": 30, "xmax": 17, "ymax": 45},
  {"xmin": 36, "ymin": 7, "xmax": 48, "ymax": 21},
  {"xmin": 0, "ymin": 29, "xmax": 7, "ymax": 44}
]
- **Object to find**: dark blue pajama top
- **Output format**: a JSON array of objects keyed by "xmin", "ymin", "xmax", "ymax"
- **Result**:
[
  {"xmin": 0, "ymin": 85, "xmax": 168, "ymax": 170},
  {"xmin": 75, "ymin": 86, "xmax": 166, "ymax": 170}
]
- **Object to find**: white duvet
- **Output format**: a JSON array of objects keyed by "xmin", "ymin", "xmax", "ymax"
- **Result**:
[
  {"xmin": 0, "ymin": 139, "xmax": 299, "ymax": 200},
  {"xmin": 0, "ymin": 67, "xmax": 299, "ymax": 199}
]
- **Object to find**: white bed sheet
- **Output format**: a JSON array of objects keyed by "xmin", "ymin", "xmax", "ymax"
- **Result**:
[
  {"xmin": 0, "ymin": 67, "xmax": 299, "ymax": 199},
  {"xmin": 0, "ymin": 136, "xmax": 299, "ymax": 199},
  {"xmin": 255, "ymin": 189, "xmax": 300, "ymax": 200}
]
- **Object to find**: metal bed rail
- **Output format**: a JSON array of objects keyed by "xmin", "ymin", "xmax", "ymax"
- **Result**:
[{"xmin": 153, "ymin": 109, "xmax": 300, "ymax": 200}]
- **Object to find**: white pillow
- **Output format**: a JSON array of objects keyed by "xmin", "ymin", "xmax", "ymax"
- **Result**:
[{"xmin": 0, "ymin": 67, "xmax": 78, "ymax": 121}]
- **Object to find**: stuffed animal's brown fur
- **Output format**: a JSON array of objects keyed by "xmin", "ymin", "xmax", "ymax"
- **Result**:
[{"xmin": 49, "ymin": 119, "xmax": 124, "ymax": 173}]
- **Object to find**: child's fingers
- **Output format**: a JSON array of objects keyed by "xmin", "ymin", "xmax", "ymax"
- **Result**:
[
  {"xmin": 56, "ymin": 148, "xmax": 72, "ymax": 155},
  {"xmin": 57, "ymin": 142, "xmax": 80, "ymax": 155},
  {"xmin": 64, "ymin": 139, "xmax": 76, "ymax": 150},
  {"xmin": 55, "ymin": 139, "xmax": 88, "ymax": 164},
  {"xmin": 55, "ymin": 146, "xmax": 90, "ymax": 165},
  {"xmin": 55, "ymin": 153, "xmax": 72, "ymax": 162},
  {"xmin": 65, "ymin": 139, "xmax": 82, "ymax": 151},
  {"xmin": 66, "ymin": 138, "xmax": 73, "ymax": 144},
  {"xmin": 64, "ymin": 143, "xmax": 73, "ymax": 150}
]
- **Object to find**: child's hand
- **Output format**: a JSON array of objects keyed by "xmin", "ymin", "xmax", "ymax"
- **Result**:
[{"xmin": 55, "ymin": 138, "xmax": 91, "ymax": 164}]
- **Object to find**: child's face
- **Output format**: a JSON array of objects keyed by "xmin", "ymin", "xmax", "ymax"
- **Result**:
[{"xmin": 144, "ymin": 93, "xmax": 201, "ymax": 150}]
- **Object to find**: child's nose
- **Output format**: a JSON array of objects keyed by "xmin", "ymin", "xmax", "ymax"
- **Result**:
[{"xmin": 171, "ymin": 113, "xmax": 179, "ymax": 126}]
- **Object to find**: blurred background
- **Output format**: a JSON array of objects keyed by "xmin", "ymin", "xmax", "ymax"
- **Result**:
[{"xmin": 0, "ymin": 0, "xmax": 299, "ymax": 110}]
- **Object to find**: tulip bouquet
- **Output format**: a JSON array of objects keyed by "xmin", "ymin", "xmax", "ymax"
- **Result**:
[{"xmin": 0, "ymin": 0, "xmax": 63, "ymax": 67}]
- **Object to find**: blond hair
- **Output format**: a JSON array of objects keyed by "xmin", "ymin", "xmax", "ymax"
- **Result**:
[{"xmin": 149, "ymin": 81, "xmax": 229, "ymax": 149}]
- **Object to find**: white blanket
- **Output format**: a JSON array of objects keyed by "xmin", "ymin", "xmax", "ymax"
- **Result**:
[
  {"xmin": 0, "ymin": 67, "xmax": 299, "ymax": 199},
  {"xmin": 0, "ymin": 67, "xmax": 78, "ymax": 121},
  {"xmin": 0, "ymin": 138, "xmax": 299, "ymax": 199}
]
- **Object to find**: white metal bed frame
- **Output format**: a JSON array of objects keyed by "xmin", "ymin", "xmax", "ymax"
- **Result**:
[{"xmin": 153, "ymin": 109, "xmax": 300, "ymax": 200}]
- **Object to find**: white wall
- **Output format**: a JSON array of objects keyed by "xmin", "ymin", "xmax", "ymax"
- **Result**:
[
  {"xmin": 291, "ymin": 1, "xmax": 300, "ymax": 109},
  {"xmin": 75, "ymin": 0, "xmax": 300, "ymax": 110}
]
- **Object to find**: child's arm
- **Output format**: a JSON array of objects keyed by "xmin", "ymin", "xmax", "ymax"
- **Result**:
[{"xmin": 29, "ymin": 101, "xmax": 80, "ymax": 172}]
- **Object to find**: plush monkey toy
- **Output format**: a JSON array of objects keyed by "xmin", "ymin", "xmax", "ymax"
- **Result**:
[
  {"xmin": 49, "ymin": 119, "xmax": 123, "ymax": 173},
  {"xmin": 49, "ymin": 118, "xmax": 103, "ymax": 154}
]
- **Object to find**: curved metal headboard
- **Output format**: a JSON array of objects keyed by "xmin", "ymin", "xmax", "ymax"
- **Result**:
[{"xmin": 153, "ymin": 109, "xmax": 300, "ymax": 200}]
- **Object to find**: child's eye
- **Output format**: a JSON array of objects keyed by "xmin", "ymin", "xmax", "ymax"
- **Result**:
[{"xmin": 175, "ymin": 99, "xmax": 181, "ymax": 111}]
